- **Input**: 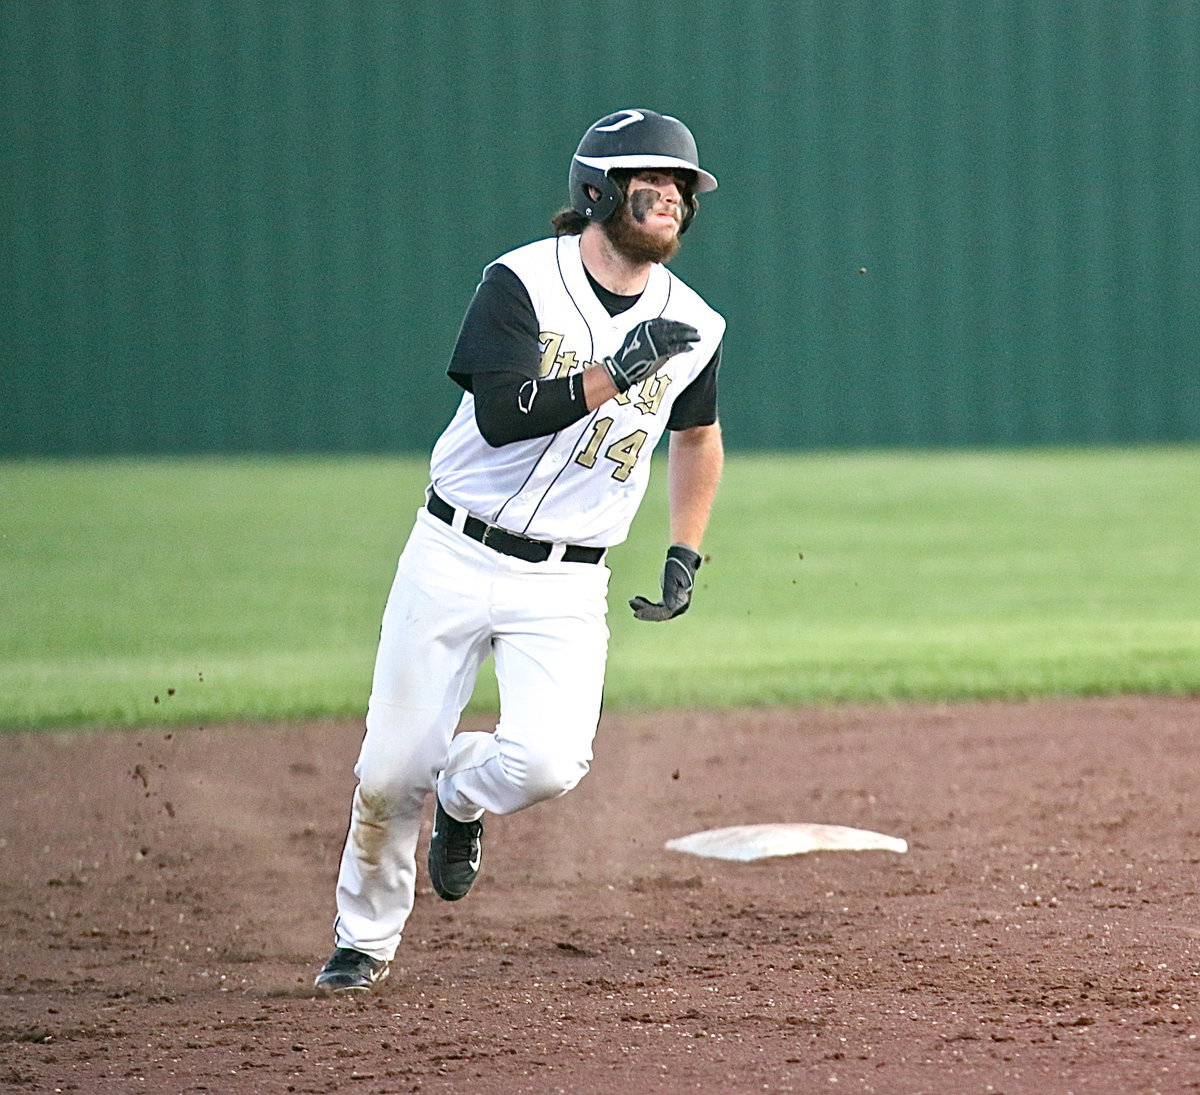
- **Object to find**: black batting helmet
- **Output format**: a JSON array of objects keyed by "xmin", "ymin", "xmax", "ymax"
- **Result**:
[{"xmin": 569, "ymin": 109, "xmax": 718, "ymax": 234}]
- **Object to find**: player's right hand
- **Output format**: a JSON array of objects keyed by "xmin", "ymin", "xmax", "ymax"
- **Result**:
[
  {"xmin": 602, "ymin": 318, "xmax": 700, "ymax": 392},
  {"xmin": 629, "ymin": 543, "xmax": 703, "ymax": 621}
]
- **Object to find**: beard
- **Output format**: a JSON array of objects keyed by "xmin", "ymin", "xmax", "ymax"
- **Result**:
[{"xmin": 600, "ymin": 191, "xmax": 682, "ymax": 265}]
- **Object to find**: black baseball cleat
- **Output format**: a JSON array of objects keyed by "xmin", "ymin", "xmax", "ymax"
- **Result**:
[
  {"xmin": 313, "ymin": 947, "xmax": 390, "ymax": 993},
  {"xmin": 428, "ymin": 797, "xmax": 483, "ymax": 901}
]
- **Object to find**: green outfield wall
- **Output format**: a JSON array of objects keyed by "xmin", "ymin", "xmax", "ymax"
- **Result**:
[{"xmin": 3, "ymin": 2, "xmax": 1198, "ymax": 455}]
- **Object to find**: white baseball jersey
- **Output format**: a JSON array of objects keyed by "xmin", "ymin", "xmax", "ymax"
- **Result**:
[{"xmin": 429, "ymin": 233, "xmax": 725, "ymax": 548}]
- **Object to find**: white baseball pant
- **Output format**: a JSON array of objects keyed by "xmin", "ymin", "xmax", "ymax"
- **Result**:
[{"xmin": 331, "ymin": 507, "xmax": 610, "ymax": 960}]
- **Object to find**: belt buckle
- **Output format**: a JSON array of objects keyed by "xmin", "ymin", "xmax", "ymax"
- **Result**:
[{"xmin": 479, "ymin": 523, "xmax": 498, "ymax": 550}]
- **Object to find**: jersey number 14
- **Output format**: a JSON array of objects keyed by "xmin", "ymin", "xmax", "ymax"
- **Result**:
[{"xmin": 574, "ymin": 418, "xmax": 649, "ymax": 482}]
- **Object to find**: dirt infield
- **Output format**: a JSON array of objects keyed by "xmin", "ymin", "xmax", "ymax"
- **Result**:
[{"xmin": 2, "ymin": 696, "xmax": 1198, "ymax": 1094}]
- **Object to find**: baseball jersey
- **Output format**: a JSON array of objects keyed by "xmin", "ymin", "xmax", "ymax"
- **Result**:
[{"xmin": 429, "ymin": 233, "xmax": 725, "ymax": 548}]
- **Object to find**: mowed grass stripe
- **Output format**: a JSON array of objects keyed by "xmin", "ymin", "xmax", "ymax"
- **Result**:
[{"xmin": 2, "ymin": 447, "xmax": 1196, "ymax": 730}]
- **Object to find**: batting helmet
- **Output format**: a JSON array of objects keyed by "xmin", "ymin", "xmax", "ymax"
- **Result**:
[{"xmin": 569, "ymin": 109, "xmax": 718, "ymax": 233}]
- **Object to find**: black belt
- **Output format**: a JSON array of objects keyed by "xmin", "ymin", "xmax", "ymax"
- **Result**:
[{"xmin": 427, "ymin": 490, "xmax": 605, "ymax": 565}]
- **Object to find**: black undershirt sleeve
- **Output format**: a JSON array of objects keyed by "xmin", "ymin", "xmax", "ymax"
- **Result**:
[
  {"xmin": 667, "ymin": 344, "xmax": 721, "ymax": 430},
  {"xmin": 448, "ymin": 264, "xmax": 541, "ymax": 388},
  {"xmin": 471, "ymin": 370, "xmax": 593, "ymax": 447}
]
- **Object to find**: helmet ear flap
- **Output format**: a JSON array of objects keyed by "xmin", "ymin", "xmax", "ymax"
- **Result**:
[
  {"xmin": 679, "ymin": 193, "xmax": 699, "ymax": 235},
  {"xmin": 569, "ymin": 161, "xmax": 623, "ymax": 223}
]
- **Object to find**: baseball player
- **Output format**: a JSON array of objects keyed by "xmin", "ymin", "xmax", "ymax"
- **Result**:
[{"xmin": 315, "ymin": 108, "xmax": 726, "ymax": 992}]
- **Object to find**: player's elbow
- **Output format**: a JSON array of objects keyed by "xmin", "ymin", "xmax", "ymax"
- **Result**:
[
  {"xmin": 475, "ymin": 417, "xmax": 504, "ymax": 447},
  {"xmin": 473, "ymin": 395, "xmax": 528, "ymax": 447},
  {"xmin": 475, "ymin": 416, "xmax": 523, "ymax": 448}
]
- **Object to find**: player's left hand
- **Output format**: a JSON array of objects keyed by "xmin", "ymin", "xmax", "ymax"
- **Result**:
[
  {"xmin": 603, "ymin": 318, "xmax": 700, "ymax": 393},
  {"xmin": 629, "ymin": 544, "xmax": 703, "ymax": 621}
]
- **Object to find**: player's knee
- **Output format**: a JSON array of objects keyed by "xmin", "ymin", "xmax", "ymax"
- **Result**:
[
  {"xmin": 354, "ymin": 736, "xmax": 441, "ymax": 816},
  {"xmin": 504, "ymin": 746, "xmax": 590, "ymax": 805},
  {"xmin": 354, "ymin": 704, "xmax": 449, "ymax": 810},
  {"xmin": 532, "ymin": 754, "xmax": 589, "ymax": 802},
  {"xmin": 354, "ymin": 776, "xmax": 425, "ymax": 818}
]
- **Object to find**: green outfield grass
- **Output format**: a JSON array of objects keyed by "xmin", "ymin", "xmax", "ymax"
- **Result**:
[{"xmin": 2, "ymin": 447, "xmax": 1197, "ymax": 731}]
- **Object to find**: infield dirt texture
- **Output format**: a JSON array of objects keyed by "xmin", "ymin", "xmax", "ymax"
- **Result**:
[{"xmin": 3, "ymin": 696, "xmax": 1198, "ymax": 1094}]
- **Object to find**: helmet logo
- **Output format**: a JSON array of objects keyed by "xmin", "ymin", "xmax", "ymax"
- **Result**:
[{"xmin": 595, "ymin": 109, "xmax": 644, "ymax": 133}]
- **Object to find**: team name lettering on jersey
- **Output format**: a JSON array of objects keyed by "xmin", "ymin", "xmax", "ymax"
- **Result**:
[
  {"xmin": 538, "ymin": 333, "xmax": 577, "ymax": 380},
  {"xmin": 539, "ymin": 330, "xmax": 672, "ymax": 417}
]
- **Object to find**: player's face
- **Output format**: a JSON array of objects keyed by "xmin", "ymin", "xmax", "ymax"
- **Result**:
[
  {"xmin": 602, "ymin": 170, "xmax": 688, "ymax": 264},
  {"xmin": 627, "ymin": 172, "xmax": 685, "ymax": 230}
]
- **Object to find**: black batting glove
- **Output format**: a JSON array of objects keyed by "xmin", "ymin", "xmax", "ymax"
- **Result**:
[
  {"xmin": 602, "ymin": 318, "xmax": 700, "ymax": 393},
  {"xmin": 629, "ymin": 544, "xmax": 703, "ymax": 622}
]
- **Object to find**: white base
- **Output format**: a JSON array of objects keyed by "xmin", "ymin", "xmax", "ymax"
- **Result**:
[{"xmin": 665, "ymin": 822, "xmax": 908, "ymax": 862}]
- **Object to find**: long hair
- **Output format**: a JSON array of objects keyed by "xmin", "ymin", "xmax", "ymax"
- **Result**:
[{"xmin": 550, "ymin": 207, "xmax": 590, "ymax": 235}]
